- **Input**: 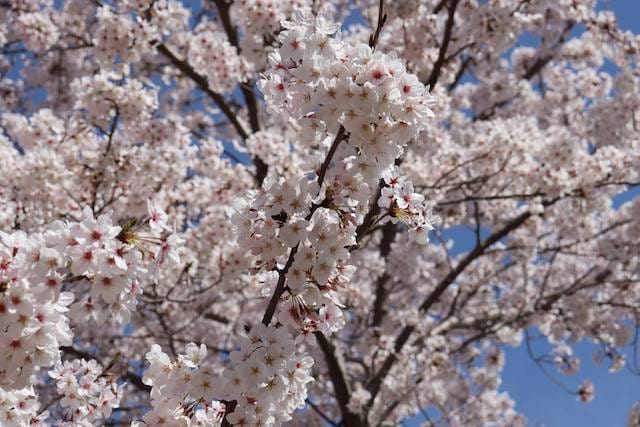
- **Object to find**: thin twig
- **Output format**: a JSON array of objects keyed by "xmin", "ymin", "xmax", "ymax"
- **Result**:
[
  {"xmin": 317, "ymin": 126, "xmax": 347, "ymax": 188},
  {"xmin": 368, "ymin": 0, "xmax": 388, "ymax": 49}
]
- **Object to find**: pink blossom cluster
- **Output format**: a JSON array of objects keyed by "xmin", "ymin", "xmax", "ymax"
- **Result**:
[
  {"xmin": 138, "ymin": 324, "xmax": 313, "ymax": 426},
  {"xmin": 12, "ymin": 11, "xmax": 59, "ymax": 52},
  {"xmin": 232, "ymin": 176, "xmax": 352, "ymax": 335},
  {"xmin": 0, "ymin": 203, "xmax": 177, "ymax": 402},
  {"xmin": 378, "ymin": 166, "xmax": 440, "ymax": 244},
  {"xmin": 0, "ymin": 387, "xmax": 47, "ymax": 427},
  {"xmin": 138, "ymin": 343, "xmax": 226, "ymax": 426},
  {"xmin": 222, "ymin": 325, "xmax": 313, "ymax": 425},
  {"xmin": 48, "ymin": 358, "xmax": 124, "ymax": 426},
  {"xmin": 92, "ymin": 5, "xmax": 153, "ymax": 69},
  {"xmin": 259, "ymin": 13, "xmax": 436, "ymax": 159},
  {"xmin": 188, "ymin": 24, "xmax": 248, "ymax": 94},
  {"xmin": 233, "ymin": 0, "xmax": 310, "ymax": 36},
  {"xmin": 238, "ymin": 12, "xmax": 439, "ymax": 339}
]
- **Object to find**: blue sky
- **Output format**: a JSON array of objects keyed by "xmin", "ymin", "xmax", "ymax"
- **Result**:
[
  {"xmin": 401, "ymin": 186, "xmax": 640, "ymax": 427},
  {"xmin": 496, "ymin": 2, "xmax": 640, "ymax": 425},
  {"xmin": 406, "ymin": 2, "xmax": 640, "ymax": 425},
  {"xmin": 495, "ymin": 191, "xmax": 640, "ymax": 427}
]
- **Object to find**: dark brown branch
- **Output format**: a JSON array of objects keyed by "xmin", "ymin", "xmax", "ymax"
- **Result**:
[
  {"xmin": 433, "ymin": 0, "xmax": 447, "ymax": 14},
  {"xmin": 370, "ymin": 223, "xmax": 398, "ymax": 327},
  {"xmin": 317, "ymin": 125, "xmax": 347, "ymax": 188},
  {"xmin": 211, "ymin": 0, "xmax": 268, "ymax": 185},
  {"xmin": 422, "ymin": 208, "xmax": 531, "ymax": 312},
  {"xmin": 261, "ymin": 243, "xmax": 299, "ymax": 326},
  {"xmin": 307, "ymin": 399, "xmax": 339, "ymax": 426},
  {"xmin": 447, "ymin": 56, "xmax": 472, "ymax": 91},
  {"xmin": 522, "ymin": 55, "xmax": 553, "ymax": 80},
  {"xmin": 211, "ymin": 0, "xmax": 239, "ymax": 47},
  {"xmin": 539, "ymin": 269, "xmax": 612, "ymax": 311},
  {"xmin": 368, "ymin": 0, "xmax": 388, "ymax": 49},
  {"xmin": 156, "ymin": 43, "xmax": 249, "ymax": 140},
  {"xmin": 355, "ymin": 182, "xmax": 384, "ymax": 245},
  {"xmin": 436, "ymin": 191, "xmax": 544, "ymax": 205},
  {"xmin": 221, "ymin": 400, "xmax": 237, "ymax": 427},
  {"xmin": 474, "ymin": 22, "xmax": 574, "ymax": 121},
  {"xmin": 91, "ymin": 105, "xmax": 120, "ymax": 214},
  {"xmin": 204, "ymin": 311, "xmax": 230, "ymax": 324},
  {"xmin": 2, "ymin": 42, "xmax": 94, "ymax": 56},
  {"xmin": 311, "ymin": 3, "xmax": 391, "ymax": 416},
  {"xmin": 425, "ymin": 0, "xmax": 460, "ymax": 89},
  {"xmin": 370, "ymin": 274, "xmax": 390, "ymax": 328},
  {"xmin": 473, "ymin": 201, "xmax": 481, "ymax": 245},
  {"xmin": 314, "ymin": 332, "xmax": 365, "ymax": 427},
  {"xmin": 453, "ymin": 268, "xmax": 613, "ymax": 354}
]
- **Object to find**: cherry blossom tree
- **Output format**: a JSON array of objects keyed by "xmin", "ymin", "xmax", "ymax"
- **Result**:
[{"xmin": 1, "ymin": 0, "xmax": 639, "ymax": 425}]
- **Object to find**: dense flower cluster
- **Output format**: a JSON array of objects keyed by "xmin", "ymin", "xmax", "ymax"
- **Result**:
[
  {"xmin": 223, "ymin": 325, "xmax": 313, "ymax": 425},
  {"xmin": 233, "ymin": 178, "xmax": 353, "ymax": 335},
  {"xmin": 259, "ymin": 13, "xmax": 436, "ymax": 160},
  {"xmin": 93, "ymin": 5, "xmax": 150, "ymax": 69},
  {"xmin": 138, "ymin": 343, "xmax": 226, "ymax": 426},
  {"xmin": 0, "ymin": 387, "xmax": 47, "ymax": 427},
  {"xmin": 234, "ymin": 0, "xmax": 310, "ymax": 37},
  {"xmin": 188, "ymin": 23, "xmax": 248, "ymax": 93},
  {"xmin": 578, "ymin": 379, "xmax": 595, "ymax": 403},
  {"xmin": 238, "ymin": 12, "xmax": 439, "ymax": 338},
  {"xmin": 245, "ymin": 130, "xmax": 290, "ymax": 170},
  {"xmin": 0, "ymin": 203, "xmax": 176, "ymax": 419},
  {"xmin": 138, "ymin": 325, "xmax": 313, "ymax": 426},
  {"xmin": 48, "ymin": 358, "xmax": 123, "ymax": 426},
  {"xmin": 13, "ymin": 11, "xmax": 59, "ymax": 52}
]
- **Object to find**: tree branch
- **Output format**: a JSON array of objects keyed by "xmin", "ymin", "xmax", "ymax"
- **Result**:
[
  {"xmin": 156, "ymin": 43, "xmax": 249, "ymax": 140},
  {"xmin": 261, "ymin": 244, "xmax": 299, "ymax": 326},
  {"xmin": 211, "ymin": 0, "xmax": 268, "ymax": 185},
  {"xmin": 314, "ymin": 332, "xmax": 365, "ymax": 427},
  {"xmin": 261, "ymin": 196, "xmax": 332, "ymax": 326},
  {"xmin": 370, "ymin": 223, "xmax": 398, "ymax": 327},
  {"xmin": 317, "ymin": 126, "xmax": 347, "ymax": 188},
  {"xmin": 368, "ymin": 0, "xmax": 388, "ymax": 50},
  {"xmin": 425, "ymin": 0, "xmax": 460, "ymax": 89},
  {"xmin": 364, "ymin": 198, "xmax": 562, "ymax": 409},
  {"xmin": 307, "ymin": 399, "xmax": 339, "ymax": 426}
]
